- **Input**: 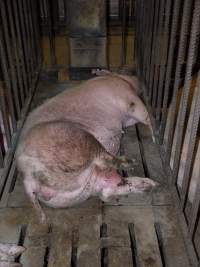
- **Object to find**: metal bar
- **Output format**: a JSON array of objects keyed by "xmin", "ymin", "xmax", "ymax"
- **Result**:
[
  {"xmin": 0, "ymin": 0, "xmax": 21, "ymax": 118},
  {"xmin": 26, "ymin": 0, "xmax": 37, "ymax": 70},
  {"xmin": 140, "ymin": 0, "xmax": 146, "ymax": 76},
  {"xmin": 17, "ymin": 0, "xmax": 32, "ymax": 88},
  {"xmin": 155, "ymin": 0, "xmax": 172, "ymax": 124},
  {"xmin": 46, "ymin": 0, "xmax": 56, "ymax": 66},
  {"xmin": 22, "ymin": 0, "xmax": 34, "ymax": 80},
  {"xmin": 11, "ymin": 0, "xmax": 29, "ymax": 98},
  {"xmin": 134, "ymin": 0, "xmax": 139, "ymax": 63},
  {"xmin": 0, "ymin": 66, "xmax": 41, "ymax": 200},
  {"xmin": 151, "ymin": 0, "xmax": 165, "ymax": 109},
  {"xmin": 158, "ymin": 0, "xmax": 182, "ymax": 144},
  {"xmin": 148, "ymin": 0, "xmax": 160, "ymax": 100},
  {"xmin": 143, "ymin": 0, "xmax": 154, "ymax": 84},
  {"xmin": 0, "ymin": 85, "xmax": 11, "ymax": 148},
  {"xmin": 0, "ymin": 30, "xmax": 17, "ymax": 131},
  {"xmin": 164, "ymin": 0, "xmax": 193, "ymax": 164},
  {"xmin": 121, "ymin": 0, "xmax": 127, "ymax": 66},
  {"xmin": 6, "ymin": 0, "xmax": 25, "ymax": 104},
  {"xmin": 146, "ymin": 0, "xmax": 156, "ymax": 88},
  {"xmin": 179, "ymin": 71, "xmax": 200, "ymax": 208},
  {"xmin": 31, "ymin": 0, "xmax": 42, "ymax": 65},
  {"xmin": 0, "ymin": 142, "xmax": 4, "ymax": 168},
  {"xmin": 188, "ymin": 146, "xmax": 200, "ymax": 238},
  {"xmin": 179, "ymin": 71, "xmax": 200, "ymax": 205},
  {"xmin": 172, "ymin": 0, "xmax": 200, "ymax": 183}
]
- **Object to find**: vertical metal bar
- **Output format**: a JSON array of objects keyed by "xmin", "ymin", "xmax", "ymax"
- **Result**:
[
  {"xmin": 134, "ymin": 0, "xmax": 139, "ymax": 63},
  {"xmin": 0, "ymin": 85, "xmax": 11, "ymax": 148},
  {"xmin": 63, "ymin": 0, "xmax": 67, "ymax": 25},
  {"xmin": 26, "ymin": 0, "xmax": 37, "ymax": 69},
  {"xmin": 179, "ymin": 72, "xmax": 200, "ymax": 209},
  {"xmin": 146, "ymin": 0, "xmax": 156, "ymax": 87},
  {"xmin": 6, "ymin": 0, "xmax": 25, "ymax": 104},
  {"xmin": 155, "ymin": 0, "xmax": 172, "ymax": 123},
  {"xmin": 22, "ymin": 0, "xmax": 34, "ymax": 80},
  {"xmin": 172, "ymin": 1, "xmax": 200, "ymax": 186},
  {"xmin": 143, "ymin": 0, "xmax": 154, "ymax": 85},
  {"xmin": 142, "ymin": 0, "xmax": 149, "ymax": 80},
  {"xmin": 189, "ymin": 168, "xmax": 200, "ymax": 238},
  {"xmin": 46, "ymin": 0, "xmax": 56, "ymax": 66},
  {"xmin": 0, "ymin": 142, "xmax": 4, "ymax": 167},
  {"xmin": 171, "ymin": 0, "xmax": 200, "ymax": 183},
  {"xmin": 17, "ymin": 0, "xmax": 32, "ymax": 88},
  {"xmin": 0, "ymin": 0, "xmax": 21, "ymax": 117},
  {"xmin": 151, "ymin": 0, "xmax": 165, "ymax": 108},
  {"xmin": 148, "ymin": 0, "xmax": 160, "ymax": 99},
  {"xmin": 0, "ymin": 30, "xmax": 17, "ymax": 131},
  {"xmin": 164, "ymin": 0, "xmax": 193, "ymax": 164},
  {"xmin": 139, "ymin": 0, "xmax": 145, "ymax": 76},
  {"xmin": 121, "ymin": 0, "xmax": 127, "ymax": 66},
  {"xmin": 158, "ymin": 0, "xmax": 182, "ymax": 144},
  {"xmin": 31, "ymin": 0, "xmax": 42, "ymax": 65},
  {"xmin": 12, "ymin": 0, "xmax": 29, "ymax": 97}
]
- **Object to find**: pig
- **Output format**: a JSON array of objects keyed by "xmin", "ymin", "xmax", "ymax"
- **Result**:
[
  {"xmin": 20, "ymin": 71, "xmax": 154, "ymax": 156},
  {"xmin": 16, "ymin": 120, "xmax": 157, "ymax": 223},
  {"xmin": 0, "ymin": 243, "xmax": 25, "ymax": 267}
]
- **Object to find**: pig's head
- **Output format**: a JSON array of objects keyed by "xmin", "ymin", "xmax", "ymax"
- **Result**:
[{"xmin": 114, "ymin": 80, "xmax": 155, "ymax": 142}]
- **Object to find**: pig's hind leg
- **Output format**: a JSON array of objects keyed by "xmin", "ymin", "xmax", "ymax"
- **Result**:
[
  {"xmin": 23, "ymin": 178, "xmax": 47, "ymax": 223},
  {"xmin": 100, "ymin": 177, "xmax": 158, "ymax": 202}
]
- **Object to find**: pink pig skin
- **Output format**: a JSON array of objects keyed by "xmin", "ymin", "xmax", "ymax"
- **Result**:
[
  {"xmin": 16, "ymin": 121, "xmax": 157, "ymax": 223},
  {"xmin": 16, "ymin": 73, "xmax": 157, "ymax": 223},
  {"xmin": 20, "ymin": 74, "xmax": 154, "ymax": 156}
]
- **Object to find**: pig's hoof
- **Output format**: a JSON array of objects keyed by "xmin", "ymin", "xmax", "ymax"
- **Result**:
[
  {"xmin": 125, "ymin": 177, "xmax": 159, "ymax": 193},
  {"xmin": 134, "ymin": 178, "xmax": 159, "ymax": 193}
]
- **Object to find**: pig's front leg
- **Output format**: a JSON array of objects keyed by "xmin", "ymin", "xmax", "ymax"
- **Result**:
[
  {"xmin": 113, "ymin": 155, "xmax": 137, "ymax": 171},
  {"xmin": 99, "ymin": 177, "xmax": 158, "ymax": 202}
]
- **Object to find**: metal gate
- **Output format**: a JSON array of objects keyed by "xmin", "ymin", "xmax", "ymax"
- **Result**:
[
  {"xmin": 0, "ymin": 0, "xmax": 41, "ymax": 199},
  {"xmin": 135, "ymin": 0, "xmax": 200, "ymax": 261}
]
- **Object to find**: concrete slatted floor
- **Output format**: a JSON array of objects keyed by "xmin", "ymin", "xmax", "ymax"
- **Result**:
[{"xmin": 0, "ymin": 79, "xmax": 192, "ymax": 267}]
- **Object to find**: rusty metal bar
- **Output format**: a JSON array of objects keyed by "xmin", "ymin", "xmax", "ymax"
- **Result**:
[
  {"xmin": 17, "ymin": 0, "xmax": 32, "ymax": 88},
  {"xmin": 46, "ymin": 0, "xmax": 56, "ymax": 66},
  {"xmin": 6, "ymin": 0, "xmax": 26, "ymax": 104},
  {"xmin": 0, "ymin": 86, "xmax": 11, "ymax": 149},
  {"xmin": 0, "ymin": 30, "xmax": 17, "ymax": 131},
  {"xmin": 121, "ymin": 0, "xmax": 127, "ymax": 66},
  {"xmin": 155, "ymin": 0, "xmax": 172, "ymax": 124},
  {"xmin": 0, "ymin": 0, "xmax": 21, "ymax": 118},
  {"xmin": 12, "ymin": 0, "xmax": 29, "ymax": 98},
  {"xmin": 22, "ymin": 0, "xmax": 34, "ymax": 80},
  {"xmin": 171, "ymin": 0, "xmax": 200, "ymax": 183},
  {"xmin": 26, "ymin": 0, "xmax": 37, "ymax": 70},
  {"xmin": 164, "ymin": 0, "xmax": 193, "ymax": 165},
  {"xmin": 158, "ymin": 0, "xmax": 182, "ymax": 144},
  {"xmin": 189, "ymin": 169, "xmax": 200, "ymax": 238},
  {"xmin": 148, "ymin": 0, "xmax": 160, "ymax": 100},
  {"xmin": 143, "ymin": 0, "xmax": 155, "ymax": 85},
  {"xmin": 0, "ymin": 142, "xmax": 4, "ymax": 167},
  {"xmin": 31, "ymin": 0, "xmax": 42, "ymax": 65},
  {"xmin": 151, "ymin": 0, "xmax": 166, "ymax": 110}
]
